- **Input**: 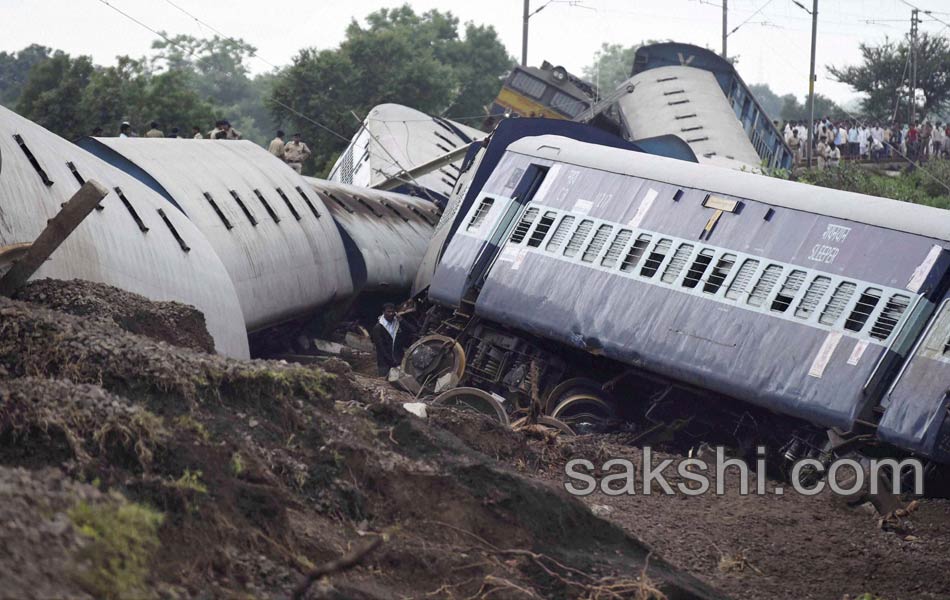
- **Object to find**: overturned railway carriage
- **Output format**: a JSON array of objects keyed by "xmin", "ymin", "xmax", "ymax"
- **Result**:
[
  {"xmin": 305, "ymin": 177, "xmax": 440, "ymax": 293},
  {"xmin": 418, "ymin": 133, "xmax": 950, "ymax": 462},
  {"xmin": 0, "ymin": 105, "xmax": 249, "ymax": 358},
  {"xmin": 327, "ymin": 103, "xmax": 483, "ymax": 206},
  {"xmin": 77, "ymin": 138, "xmax": 353, "ymax": 335}
]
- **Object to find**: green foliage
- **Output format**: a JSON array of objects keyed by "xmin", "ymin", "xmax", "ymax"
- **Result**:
[
  {"xmin": 582, "ymin": 43, "xmax": 638, "ymax": 92},
  {"xmin": 748, "ymin": 84, "xmax": 784, "ymax": 122},
  {"xmin": 780, "ymin": 93, "xmax": 847, "ymax": 122},
  {"xmin": 829, "ymin": 33, "xmax": 950, "ymax": 121},
  {"xmin": 0, "ymin": 44, "xmax": 52, "ymax": 106},
  {"xmin": 270, "ymin": 4, "xmax": 513, "ymax": 174},
  {"xmin": 174, "ymin": 414, "xmax": 211, "ymax": 442},
  {"xmin": 69, "ymin": 500, "xmax": 163, "ymax": 600},
  {"xmin": 230, "ymin": 452, "xmax": 245, "ymax": 477},
  {"xmin": 10, "ymin": 34, "xmax": 276, "ymax": 144},
  {"xmin": 171, "ymin": 469, "xmax": 208, "ymax": 494},
  {"xmin": 796, "ymin": 160, "xmax": 950, "ymax": 209}
]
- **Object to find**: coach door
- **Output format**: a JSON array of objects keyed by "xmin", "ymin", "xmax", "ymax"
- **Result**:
[{"xmin": 462, "ymin": 164, "xmax": 549, "ymax": 299}]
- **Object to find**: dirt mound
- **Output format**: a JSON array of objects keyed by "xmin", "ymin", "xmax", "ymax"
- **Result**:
[
  {"xmin": 15, "ymin": 278, "xmax": 216, "ymax": 353},
  {"xmin": 0, "ymin": 465, "xmax": 160, "ymax": 600},
  {"xmin": 0, "ymin": 290, "xmax": 720, "ymax": 599}
]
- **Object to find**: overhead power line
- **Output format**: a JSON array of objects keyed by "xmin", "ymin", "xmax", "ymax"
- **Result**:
[{"xmin": 92, "ymin": 0, "xmax": 351, "ymax": 144}]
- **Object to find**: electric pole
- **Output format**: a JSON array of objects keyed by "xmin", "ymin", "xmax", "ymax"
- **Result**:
[
  {"xmin": 522, "ymin": 0, "xmax": 530, "ymax": 66},
  {"xmin": 722, "ymin": 0, "xmax": 728, "ymax": 59},
  {"xmin": 909, "ymin": 8, "xmax": 919, "ymax": 125},
  {"xmin": 805, "ymin": 0, "xmax": 818, "ymax": 168}
]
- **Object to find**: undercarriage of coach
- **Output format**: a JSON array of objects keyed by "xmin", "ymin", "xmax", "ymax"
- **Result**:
[{"xmin": 398, "ymin": 301, "xmax": 944, "ymax": 509}]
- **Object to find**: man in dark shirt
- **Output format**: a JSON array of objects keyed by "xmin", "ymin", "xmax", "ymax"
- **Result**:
[{"xmin": 370, "ymin": 303, "xmax": 415, "ymax": 376}]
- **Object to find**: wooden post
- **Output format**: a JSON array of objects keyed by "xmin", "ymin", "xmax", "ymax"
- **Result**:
[{"xmin": 0, "ymin": 180, "xmax": 109, "ymax": 297}]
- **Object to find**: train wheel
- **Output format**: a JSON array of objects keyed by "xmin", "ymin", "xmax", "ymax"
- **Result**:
[
  {"xmin": 433, "ymin": 387, "xmax": 509, "ymax": 426},
  {"xmin": 543, "ymin": 377, "xmax": 604, "ymax": 414},
  {"xmin": 550, "ymin": 391, "xmax": 617, "ymax": 434},
  {"xmin": 401, "ymin": 334, "xmax": 466, "ymax": 392}
]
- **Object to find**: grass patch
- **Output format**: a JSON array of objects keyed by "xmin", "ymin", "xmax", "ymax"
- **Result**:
[{"xmin": 69, "ymin": 500, "xmax": 163, "ymax": 600}]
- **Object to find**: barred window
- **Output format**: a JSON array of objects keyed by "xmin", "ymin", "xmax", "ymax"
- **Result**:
[
  {"xmin": 546, "ymin": 215, "xmax": 575, "ymax": 252},
  {"xmin": 467, "ymin": 197, "xmax": 494, "ymax": 233},
  {"xmin": 582, "ymin": 224, "xmax": 613, "ymax": 263},
  {"xmin": 640, "ymin": 239, "xmax": 672, "ymax": 278},
  {"xmin": 601, "ymin": 229, "xmax": 633, "ymax": 269},
  {"xmin": 748, "ymin": 264, "xmax": 782, "ymax": 307},
  {"xmin": 771, "ymin": 270, "xmax": 806, "ymax": 313},
  {"xmin": 511, "ymin": 207, "xmax": 539, "ymax": 244},
  {"xmin": 527, "ymin": 211, "xmax": 557, "ymax": 247},
  {"xmin": 819, "ymin": 281, "xmax": 857, "ymax": 326},
  {"xmin": 870, "ymin": 294, "xmax": 911, "ymax": 340},
  {"xmin": 620, "ymin": 234, "xmax": 652, "ymax": 273},
  {"xmin": 661, "ymin": 243, "xmax": 694, "ymax": 283},
  {"xmin": 725, "ymin": 259, "xmax": 760, "ymax": 300},
  {"xmin": 683, "ymin": 249, "xmax": 714, "ymax": 288},
  {"xmin": 510, "ymin": 71, "xmax": 546, "ymax": 98},
  {"xmin": 703, "ymin": 253, "xmax": 736, "ymax": 294},
  {"xmin": 794, "ymin": 276, "xmax": 831, "ymax": 319},
  {"xmin": 844, "ymin": 288, "xmax": 882, "ymax": 332},
  {"xmin": 564, "ymin": 219, "xmax": 593, "ymax": 258}
]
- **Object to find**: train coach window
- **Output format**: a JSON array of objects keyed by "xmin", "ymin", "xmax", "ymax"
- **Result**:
[
  {"xmin": 564, "ymin": 219, "xmax": 594, "ymax": 258},
  {"xmin": 295, "ymin": 186, "xmax": 321, "ymax": 219},
  {"xmin": 114, "ymin": 187, "xmax": 149, "ymax": 233},
  {"xmin": 545, "ymin": 215, "xmax": 575, "ymax": 252},
  {"xmin": 771, "ymin": 270, "xmax": 806, "ymax": 313},
  {"xmin": 640, "ymin": 238, "xmax": 672, "ymax": 278},
  {"xmin": 510, "ymin": 207, "xmax": 539, "ymax": 244},
  {"xmin": 621, "ymin": 234, "xmax": 652, "ymax": 273},
  {"xmin": 682, "ymin": 249, "xmax": 714, "ymax": 288},
  {"xmin": 661, "ymin": 243, "xmax": 694, "ymax": 283},
  {"xmin": 748, "ymin": 264, "xmax": 782, "ymax": 307},
  {"xmin": 601, "ymin": 229, "xmax": 633, "ymax": 269},
  {"xmin": 528, "ymin": 211, "xmax": 557, "ymax": 247},
  {"xmin": 703, "ymin": 253, "xmax": 736, "ymax": 294},
  {"xmin": 229, "ymin": 190, "xmax": 258, "ymax": 226},
  {"xmin": 467, "ymin": 197, "xmax": 494, "ymax": 233},
  {"xmin": 844, "ymin": 288, "xmax": 882, "ymax": 332},
  {"xmin": 276, "ymin": 188, "xmax": 302, "ymax": 221},
  {"xmin": 253, "ymin": 189, "xmax": 281, "ymax": 223},
  {"xmin": 819, "ymin": 282, "xmax": 857, "ymax": 326},
  {"xmin": 510, "ymin": 71, "xmax": 546, "ymax": 99},
  {"xmin": 203, "ymin": 192, "xmax": 233, "ymax": 230},
  {"xmin": 582, "ymin": 224, "xmax": 613, "ymax": 263},
  {"xmin": 870, "ymin": 294, "xmax": 911, "ymax": 340},
  {"xmin": 794, "ymin": 276, "xmax": 831, "ymax": 320},
  {"xmin": 725, "ymin": 259, "xmax": 760, "ymax": 300}
]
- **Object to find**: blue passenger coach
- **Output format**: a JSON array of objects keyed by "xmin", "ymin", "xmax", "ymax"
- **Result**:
[{"xmin": 423, "ymin": 134, "xmax": 950, "ymax": 462}]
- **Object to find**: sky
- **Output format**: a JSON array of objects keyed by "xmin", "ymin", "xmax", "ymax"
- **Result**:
[{"xmin": 3, "ymin": 0, "xmax": 950, "ymax": 106}]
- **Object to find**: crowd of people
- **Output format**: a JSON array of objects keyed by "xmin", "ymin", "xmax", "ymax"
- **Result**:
[
  {"xmin": 96, "ymin": 119, "xmax": 312, "ymax": 172},
  {"xmin": 781, "ymin": 118, "xmax": 950, "ymax": 168}
]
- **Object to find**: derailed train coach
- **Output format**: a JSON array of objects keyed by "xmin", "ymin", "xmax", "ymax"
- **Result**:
[
  {"xmin": 410, "ymin": 127, "xmax": 950, "ymax": 466},
  {"xmin": 77, "ymin": 137, "xmax": 355, "ymax": 347},
  {"xmin": 0, "ymin": 105, "xmax": 250, "ymax": 358}
]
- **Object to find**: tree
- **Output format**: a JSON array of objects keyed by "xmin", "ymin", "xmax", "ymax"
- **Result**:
[
  {"xmin": 0, "ymin": 44, "xmax": 52, "ymax": 106},
  {"xmin": 16, "ymin": 50, "xmax": 94, "ymax": 139},
  {"xmin": 829, "ymin": 33, "xmax": 950, "ymax": 122},
  {"xmin": 582, "ymin": 43, "xmax": 638, "ymax": 93},
  {"xmin": 748, "ymin": 84, "xmax": 784, "ymax": 122},
  {"xmin": 779, "ymin": 93, "xmax": 846, "ymax": 122},
  {"xmin": 270, "ymin": 5, "xmax": 513, "ymax": 174}
]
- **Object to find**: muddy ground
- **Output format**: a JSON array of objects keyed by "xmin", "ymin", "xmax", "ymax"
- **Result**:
[
  {"xmin": 0, "ymin": 282, "xmax": 718, "ymax": 600},
  {"xmin": 1, "ymin": 280, "xmax": 947, "ymax": 599}
]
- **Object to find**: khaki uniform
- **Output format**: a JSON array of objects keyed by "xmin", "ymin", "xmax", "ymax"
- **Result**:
[
  {"xmin": 268, "ymin": 137, "xmax": 285, "ymax": 158},
  {"xmin": 283, "ymin": 140, "xmax": 311, "ymax": 174},
  {"xmin": 193, "ymin": 132, "xmax": 204, "ymax": 140},
  {"xmin": 145, "ymin": 128, "xmax": 164, "ymax": 138}
]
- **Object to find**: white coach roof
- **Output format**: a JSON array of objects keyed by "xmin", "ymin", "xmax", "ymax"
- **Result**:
[{"xmin": 508, "ymin": 134, "xmax": 950, "ymax": 242}]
